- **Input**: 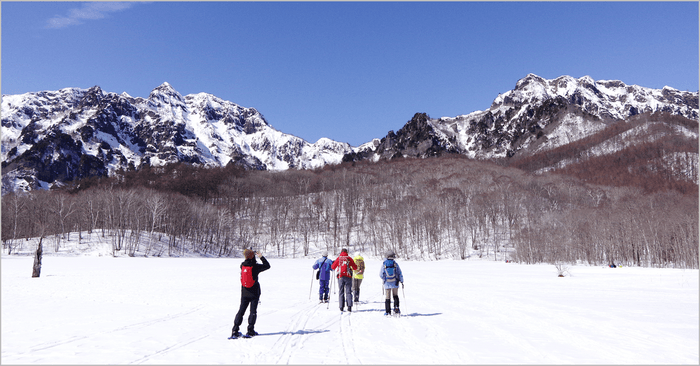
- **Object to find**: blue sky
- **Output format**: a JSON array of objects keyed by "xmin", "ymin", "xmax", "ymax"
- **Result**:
[{"xmin": 2, "ymin": 2, "xmax": 698, "ymax": 146}]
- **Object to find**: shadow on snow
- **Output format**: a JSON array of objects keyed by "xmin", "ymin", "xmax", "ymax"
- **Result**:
[
  {"xmin": 258, "ymin": 329, "xmax": 330, "ymax": 336},
  {"xmin": 401, "ymin": 312, "xmax": 441, "ymax": 317}
]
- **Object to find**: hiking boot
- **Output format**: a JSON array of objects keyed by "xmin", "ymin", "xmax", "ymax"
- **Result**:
[
  {"xmin": 394, "ymin": 307, "xmax": 400, "ymax": 314},
  {"xmin": 348, "ymin": 307, "xmax": 352, "ymax": 312},
  {"xmin": 229, "ymin": 331, "xmax": 241, "ymax": 339},
  {"xmin": 243, "ymin": 331, "xmax": 258, "ymax": 338}
]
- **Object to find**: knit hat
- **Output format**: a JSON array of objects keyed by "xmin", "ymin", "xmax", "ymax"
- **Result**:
[
  {"xmin": 386, "ymin": 250, "xmax": 396, "ymax": 259},
  {"xmin": 341, "ymin": 248, "xmax": 348, "ymax": 254},
  {"xmin": 322, "ymin": 251, "xmax": 328, "ymax": 257},
  {"xmin": 243, "ymin": 249, "xmax": 255, "ymax": 260}
]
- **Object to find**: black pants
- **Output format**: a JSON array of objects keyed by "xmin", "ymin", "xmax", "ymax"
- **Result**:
[
  {"xmin": 232, "ymin": 295, "xmax": 259, "ymax": 334},
  {"xmin": 352, "ymin": 278, "xmax": 363, "ymax": 301}
]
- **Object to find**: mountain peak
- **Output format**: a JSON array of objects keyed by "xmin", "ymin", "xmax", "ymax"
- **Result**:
[
  {"xmin": 148, "ymin": 82, "xmax": 184, "ymax": 105},
  {"xmin": 577, "ymin": 75, "xmax": 595, "ymax": 85},
  {"xmin": 515, "ymin": 73, "xmax": 546, "ymax": 90},
  {"xmin": 149, "ymin": 82, "xmax": 178, "ymax": 95}
]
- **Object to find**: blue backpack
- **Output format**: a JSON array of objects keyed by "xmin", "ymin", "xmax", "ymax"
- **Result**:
[{"xmin": 383, "ymin": 259, "xmax": 397, "ymax": 282}]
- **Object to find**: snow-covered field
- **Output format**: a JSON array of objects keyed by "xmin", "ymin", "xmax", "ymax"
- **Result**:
[{"xmin": 2, "ymin": 248, "xmax": 697, "ymax": 364}]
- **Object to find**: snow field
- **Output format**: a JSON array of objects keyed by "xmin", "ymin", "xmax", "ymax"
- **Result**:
[{"xmin": 1, "ymin": 256, "xmax": 697, "ymax": 364}]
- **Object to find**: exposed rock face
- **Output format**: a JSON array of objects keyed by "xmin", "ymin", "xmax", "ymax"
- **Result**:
[
  {"xmin": 2, "ymin": 74, "xmax": 697, "ymax": 194},
  {"xmin": 2, "ymin": 83, "xmax": 353, "ymax": 194},
  {"xmin": 343, "ymin": 113, "xmax": 459, "ymax": 163},
  {"xmin": 346, "ymin": 74, "xmax": 698, "ymax": 164}
]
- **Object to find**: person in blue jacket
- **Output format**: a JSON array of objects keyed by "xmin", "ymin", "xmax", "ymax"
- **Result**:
[
  {"xmin": 313, "ymin": 251, "xmax": 333, "ymax": 303},
  {"xmin": 380, "ymin": 249, "xmax": 404, "ymax": 316}
]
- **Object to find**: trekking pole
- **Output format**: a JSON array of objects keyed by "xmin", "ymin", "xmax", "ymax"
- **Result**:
[
  {"xmin": 333, "ymin": 271, "xmax": 337, "ymax": 294},
  {"xmin": 309, "ymin": 269, "xmax": 314, "ymax": 300},
  {"xmin": 401, "ymin": 282, "xmax": 406, "ymax": 313},
  {"xmin": 327, "ymin": 271, "xmax": 334, "ymax": 310}
]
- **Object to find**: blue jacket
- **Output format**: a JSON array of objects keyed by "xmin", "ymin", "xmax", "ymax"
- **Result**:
[
  {"xmin": 380, "ymin": 259, "xmax": 404, "ymax": 289},
  {"xmin": 313, "ymin": 256, "xmax": 333, "ymax": 281}
]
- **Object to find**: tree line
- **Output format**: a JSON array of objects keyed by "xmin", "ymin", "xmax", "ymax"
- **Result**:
[
  {"xmin": 2, "ymin": 155, "xmax": 697, "ymax": 268},
  {"xmin": 509, "ymin": 112, "xmax": 698, "ymax": 195}
]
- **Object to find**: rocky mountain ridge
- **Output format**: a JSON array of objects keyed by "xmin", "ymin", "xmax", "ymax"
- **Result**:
[
  {"xmin": 2, "ymin": 74, "xmax": 697, "ymax": 194},
  {"xmin": 343, "ymin": 74, "xmax": 698, "ymax": 182},
  {"xmin": 1, "ymin": 82, "xmax": 352, "ymax": 194}
]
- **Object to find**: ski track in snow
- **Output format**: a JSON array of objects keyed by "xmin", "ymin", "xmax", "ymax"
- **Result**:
[
  {"xmin": 269, "ymin": 301, "xmax": 324, "ymax": 364},
  {"xmin": 129, "ymin": 334, "xmax": 209, "ymax": 365},
  {"xmin": 340, "ymin": 311, "xmax": 361, "ymax": 364},
  {"xmin": 2, "ymin": 257, "xmax": 697, "ymax": 364},
  {"xmin": 14, "ymin": 305, "xmax": 205, "ymax": 358}
]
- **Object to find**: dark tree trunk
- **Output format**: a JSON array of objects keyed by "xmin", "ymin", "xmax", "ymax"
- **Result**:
[{"xmin": 32, "ymin": 237, "xmax": 43, "ymax": 278}]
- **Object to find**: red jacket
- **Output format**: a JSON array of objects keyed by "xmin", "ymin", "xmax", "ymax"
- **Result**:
[{"xmin": 331, "ymin": 251, "xmax": 358, "ymax": 278}]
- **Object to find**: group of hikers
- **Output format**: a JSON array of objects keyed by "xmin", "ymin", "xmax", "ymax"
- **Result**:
[
  {"xmin": 229, "ymin": 248, "xmax": 404, "ymax": 339},
  {"xmin": 312, "ymin": 248, "xmax": 403, "ymax": 316}
]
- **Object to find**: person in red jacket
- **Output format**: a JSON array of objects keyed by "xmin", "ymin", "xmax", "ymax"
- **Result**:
[{"xmin": 331, "ymin": 248, "xmax": 358, "ymax": 312}]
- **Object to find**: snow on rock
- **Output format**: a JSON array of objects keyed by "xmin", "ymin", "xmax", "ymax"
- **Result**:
[
  {"xmin": 429, "ymin": 74, "xmax": 698, "ymax": 160},
  {"xmin": 3, "ymin": 75, "xmax": 696, "ymax": 194},
  {"xmin": 1, "ymin": 83, "xmax": 354, "ymax": 194},
  {"xmin": 494, "ymin": 74, "xmax": 698, "ymax": 121}
]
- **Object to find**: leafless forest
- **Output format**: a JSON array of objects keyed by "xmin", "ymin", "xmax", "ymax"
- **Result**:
[{"xmin": 2, "ymin": 155, "xmax": 697, "ymax": 268}]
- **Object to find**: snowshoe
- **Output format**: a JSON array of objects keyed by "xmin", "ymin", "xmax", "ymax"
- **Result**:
[
  {"xmin": 242, "ymin": 331, "xmax": 258, "ymax": 338},
  {"xmin": 228, "ymin": 331, "xmax": 241, "ymax": 339}
]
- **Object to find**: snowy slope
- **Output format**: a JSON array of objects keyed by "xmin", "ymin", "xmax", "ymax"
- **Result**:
[
  {"xmin": 348, "ymin": 75, "xmax": 697, "ymax": 168},
  {"xmin": 3, "ymin": 75, "xmax": 697, "ymax": 194},
  {"xmin": 430, "ymin": 74, "xmax": 698, "ymax": 159},
  {"xmin": 1, "ymin": 83, "xmax": 353, "ymax": 194},
  {"xmin": 491, "ymin": 74, "xmax": 697, "ymax": 120},
  {"xmin": 2, "ymin": 253, "xmax": 697, "ymax": 364}
]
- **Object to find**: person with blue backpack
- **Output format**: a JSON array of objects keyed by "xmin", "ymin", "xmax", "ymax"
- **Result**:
[
  {"xmin": 312, "ymin": 251, "xmax": 333, "ymax": 303},
  {"xmin": 380, "ymin": 249, "xmax": 404, "ymax": 316}
]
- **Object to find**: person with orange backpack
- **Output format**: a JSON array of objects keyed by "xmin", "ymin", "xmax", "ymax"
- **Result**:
[
  {"xmin": 331, "ymin": 248, "xmax": 358, "ymax": 313},
  {"xmin": 229, "ymin": 249, "xmax": 270, "ymax": 339}
]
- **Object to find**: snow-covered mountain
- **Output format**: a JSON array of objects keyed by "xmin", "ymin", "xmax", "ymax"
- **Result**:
[
  {"xmin": 2, "ymin": 75, "xmax": 697, "ymax": 194},
  {"xmin": 344, "ymin": 74, "xmax": 698, "ymax": 179},
  {"xmin": 445, "ymin": 74, "xmax": 697, "ymax": 157},
  {"xmin": 1, "ymin": 83, "xmax": 353, "ymax": 194}
]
